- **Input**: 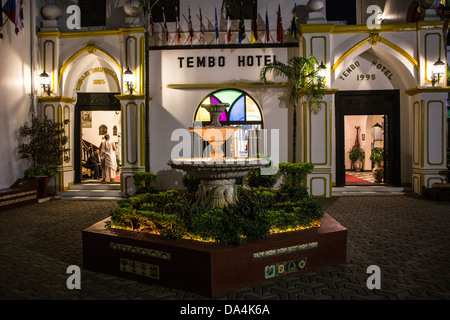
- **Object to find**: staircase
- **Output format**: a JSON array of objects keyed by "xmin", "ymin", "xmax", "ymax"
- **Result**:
[
  {"xmin": 332, "ymin": 185, "xmax": 410, "ymax": 197},
  {"xmin": 57, "ymin": 182, "xmax": 124, "ymax": 201}
]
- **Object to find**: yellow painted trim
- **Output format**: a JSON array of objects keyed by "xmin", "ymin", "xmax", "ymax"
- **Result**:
[
  {"xmin": 309, "ymin": 101, "xmax": 328, "ymax": 166},
  {"xmin": 140, "ymin": 36, "xmax": 145, "ymax": 95},
  {"xmin": 331, "ymin": 35, "xmax": 419, "ymax": 75},
  {"xmin": 43, "ymin": 40, "xmax": 56, "ymax": 94},
  {"xmin": 58, "ymin": 45, "xmax": 122, "ymax": 88},
  {"xmin": 167, "ymin": 82, "xmax": 288, "ymax": 89},
  {"xmin": 421, "ymin": 100, "xmax": 425, "ymax": 167},
  {"xmin": 38, "ymin": 97, "xmax": 77, "ymax": 104},
  {"xmin": 378, "ymin": 37, "xmax": 419, "ymax": 70},
  {"xmin": 301, "ymin": 22, "xmax": 443, "ymax": 35},
  {"xmin": 405, "ymin": 86, "xmax": 450, "ymax": 95},
  {"xmin": 38, "ymin": 28, "xmax": 145, "ymax": 39},
  {"xmin": 413, "ymin": 101, "xmax": 421, "ymax": 166},
  {"xmin": 63, "ymin": 105, "xmax": 71, "ymax": 164},
  {"xmin": 424, "ymin": 33, "xmax": 442, "ymax": 83},
  {"xmin": 427, "ymin": 176, "xmax": 444, "ymax": 188},
  {"xmin": 331, "ymin": 37, "xmax": 368, "ymax": 75},
  {"xmin": 310, "ymin": 177, "xmax": 327, "ymax": 198},
  {"xmin": 126, "ymin": 36, "xmax": 138, "ymax": 93},
  {"xmin": 140, "ymin": 103, "xmax": 146, "ymax": 167},
  {"xmin": 426, "ymin": 100, "xmax": 445, "ymax": 166},
  {"xmin": 125, "ymin": 102, "xmax": 139, "ymax": 165},
  {"xmin": 114, "ymin": 94, "xmax": 147, "ymax": 101}
]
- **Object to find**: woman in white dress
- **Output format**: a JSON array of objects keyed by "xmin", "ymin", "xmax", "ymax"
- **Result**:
[{"xmin": 99, "ymin": 134, "xmax": 117, "ymax": 182}]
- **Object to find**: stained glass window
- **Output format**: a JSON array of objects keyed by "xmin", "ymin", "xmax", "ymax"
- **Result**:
[
  {"xmin": 194, "ymin": 89, "xmax": 263, "ymax": 125},
  {"xmin": 194, "ymin": 89, "xmax": 264, "ymax": 158}
]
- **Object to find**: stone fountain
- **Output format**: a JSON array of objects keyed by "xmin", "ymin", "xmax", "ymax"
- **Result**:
[{"xmin": 168, "ymin": 103, "xmax": 269, "ymax": 208}]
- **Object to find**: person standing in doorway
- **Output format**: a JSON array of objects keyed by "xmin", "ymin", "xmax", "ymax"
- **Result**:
[{"xmin": 99, "ymin": 134, "xmax": 117, "ymax": 182}]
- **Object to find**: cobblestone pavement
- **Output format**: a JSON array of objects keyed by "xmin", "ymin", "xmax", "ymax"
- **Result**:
[{"xmin": 0, "ymin": 195, "xmax": 449, "ymax": 301}]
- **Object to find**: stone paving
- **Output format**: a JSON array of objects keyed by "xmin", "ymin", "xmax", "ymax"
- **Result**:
[{"xmin": 0, "ymin": 195, "xmax": 449, "ymax": 301}]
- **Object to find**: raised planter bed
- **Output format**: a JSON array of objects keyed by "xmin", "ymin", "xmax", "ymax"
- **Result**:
[
  {"xmin": 0, "ymin": 179, "xmax": 38, "ymax": 212},
  {"xmin": 83, "ymin": 213, "xmax": 347, "ymax": 297}
]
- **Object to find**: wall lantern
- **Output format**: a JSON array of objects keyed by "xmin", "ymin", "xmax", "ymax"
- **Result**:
[
  {"xmin": 432, "ymin": 58, "xmax": 445, "ymax": 86},
  {"xmin": 317, "ymin": 61, "xmax": 327, "ymax": 83},
  {"xmin": 123, "ymin": 68, "xmax": 134, "ymax": 94},
  {"xmin": 371, "ymin": 123, "xmax": 383, "ymax": 141},
  {"xmin": 39, "ymin": 71, "xmax": 51, "ymax": 96}
]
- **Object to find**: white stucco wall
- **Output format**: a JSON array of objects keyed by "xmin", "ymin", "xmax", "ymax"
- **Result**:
[
  {"xmin": 0, "ymin": 4, "xmax": 35, "ymax": 189},
  {"xmin": 149, "ymin": 47, "xmax": 293, "ymax": 189}
]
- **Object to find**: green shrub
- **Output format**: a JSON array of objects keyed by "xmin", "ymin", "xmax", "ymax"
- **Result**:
[
  {"xmin": 182, "ymin": 173, "xmax": 201, "ymax": 193},
  {"xmin": 349, "ymin": 148, "xmax": 365, "ymax": 161},
  {"xmin": 245, "ymin": 154, "xmax": 277, "ymax": 189},
  {"xmin": 133, "ymin": 172, "xmax": 158, "ymax": 195},
  {"xmin": 109, "ymin": 184, "xmax": 324, "ymax": 246},
  {"xmin": 279, "ymin": 163, "xmax": 314, "ymax": 188}
]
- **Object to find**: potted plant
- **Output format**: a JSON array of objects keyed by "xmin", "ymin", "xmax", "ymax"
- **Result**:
[
  {"xmin": 17, "ymin": 115, "xmax": 70, "ymax": 198},
  {"xmin": 349, "ymin": 148, "xmax": 365, "ymax": 171},
  {"xmin": 370, "ymin": 147, "xmax": 384, "ymax": 182}
]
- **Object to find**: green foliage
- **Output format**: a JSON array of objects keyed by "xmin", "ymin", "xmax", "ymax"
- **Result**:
[
  {"xmin": 17, "ymin": 115, "xmax": 70, "ymax": 177},
  {"xmin": 369, "ymin": 147, "xmax": 383, "ymax": 165},
  {"xmin": 110, "ymin": 182, "xmax": 324, "ymax": 246},
  {"xmin": 349, "ymin": 148, "xmax": 365, "ymax": 161},
  {"xmin": 245, "ymin": 155, "xmax": 278, "ymax": 189},
  {"xmin": 182, "ymin": 173, "xmax": 201, "ymax": 193},
  {"xmin": 279, "ymin": 162, "xmax": 314, "ymax": 188},
  {"xmin": 133, "ymin": 172, "xmax": 158, "ymax": 195},
  {"xmin": 260, "ymin": 56, "xmax": 325, "ymax": 112}
]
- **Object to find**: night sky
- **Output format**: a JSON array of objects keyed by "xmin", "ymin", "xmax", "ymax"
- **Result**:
[{"xmin": 326, "ymin": 0, "xmax": 357, "ymax": 25}]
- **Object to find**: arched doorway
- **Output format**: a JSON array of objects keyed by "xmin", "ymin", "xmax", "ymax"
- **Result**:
[
  {"xmin": 74, "ymin": 92, "xmax": 121, "ymax": 183},
  {"xmin": 193, "ymin": 89, "xmax": 264, "ymax": 158}
]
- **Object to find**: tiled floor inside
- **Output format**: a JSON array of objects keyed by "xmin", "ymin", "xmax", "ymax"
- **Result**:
[{"xmin": 346, "ymin": 170, "xmax": 385, "ymax": 184}]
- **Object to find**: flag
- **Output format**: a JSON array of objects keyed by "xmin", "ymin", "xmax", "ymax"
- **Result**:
[
  {"xmin": 162, "ymin": 6, "xmax": 168, "ymax": 43},
  {"xmin": 291, "ymin": 3, "xmax": 298, "ymax": 40},
  {"xmin": 0, "ymin": 2, "xmax": 3, "ymax": 27},
  {"xmin": 276, "ymin": 4, "xmax": 284, "ymax": 44},
  {"xmin": 251, "ymin": 1, "xmax": 258, "ymax": 44},
  {"xmin": 149, "ymin": 13, "xmax": 154, "ymax": 36},
  {"xmin": 188, "ymin": 7, "xmax": 194, "ymax": 45},
  {"xmin": 199, "ymin": 6, "xmax": 204, "ymax": 42},
  {"xmin": 175, "ymin": 6, "xmax": 181, "ymax": 44},
  {"xmin": 227, "ymin": 14, "xmax": 231, "ymax": 44},
  {"xmin": 238, "ymin": 2, "xmax": 245, "ymax": 44},
  {"xmin": 265, "ymin": 4, "xmax": 270, "ymax": 43},
  {"xmin": 15, "ymin": 0, "xmax": 23, "ymax": 35},
  {"xmin": 2, "ymin": 0, "xmax": 16, "ymax": 25},
  {"xmin": 215, "ymin": 7, "xmax": 219, "ymax": 43}
]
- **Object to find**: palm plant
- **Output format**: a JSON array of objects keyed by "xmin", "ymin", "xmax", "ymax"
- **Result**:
[{"xmin": 260, "ymin": 56, "xmax": 325, "ymax": 162}]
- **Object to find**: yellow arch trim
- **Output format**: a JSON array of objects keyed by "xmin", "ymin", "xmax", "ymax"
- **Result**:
[
  {"xmin": 331, "ymin": 36, "xmax": 419, "ymax": 75},
  {"xmin": 58, "ymin": 45, "xmax": 122, "ymax": 88}
]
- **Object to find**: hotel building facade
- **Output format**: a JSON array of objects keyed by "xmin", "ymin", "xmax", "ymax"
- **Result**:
[{"xmin": 0, "ymin": 0, "xmax": 448, "ymax": 197}]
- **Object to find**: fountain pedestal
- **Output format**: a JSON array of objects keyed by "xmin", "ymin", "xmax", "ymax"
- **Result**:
[{"xmin": 169, "ymin": 103, "xmax": 269, "ymax": 208}]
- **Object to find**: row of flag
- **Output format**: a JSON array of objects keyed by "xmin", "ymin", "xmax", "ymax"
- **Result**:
[
  {"xmin": 150, "ymin": 3, "xmax": 299, "ymax": 45},
  {"xmin": 0, "ymin": 0, "xmax": 24, "ymax": 35}
]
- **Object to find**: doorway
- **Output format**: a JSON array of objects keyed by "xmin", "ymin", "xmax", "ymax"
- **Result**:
[
  {"xmin": 74, "ymin": 93, "xmax": 121, "ymax": 184},
  {"xmin": 335, "ymin": 90, "xmax": 401, "ymax": 187}
]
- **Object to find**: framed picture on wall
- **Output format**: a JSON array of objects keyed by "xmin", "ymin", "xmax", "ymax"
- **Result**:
[{"xmin": 82, "ymin": 111, "xmax": 92, "ymax": 128}]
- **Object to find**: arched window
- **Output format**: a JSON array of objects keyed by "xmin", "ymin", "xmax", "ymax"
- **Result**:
[
  {"xmin": 194, "ymin": 89, "xmax": 263, "ymax": 126},
  {"xmin": 193, "ymin": 89, "xmax": 264, "ymax": 158},
  {"xmin": 99, "ymin": 125, "xmax": 108, "ymax": 135}
]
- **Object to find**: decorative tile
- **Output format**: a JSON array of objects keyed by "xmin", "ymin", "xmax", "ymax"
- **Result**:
[
  {"xmin": 253, "ymin": 242, "xmax": 318, "ymax": 260},
  {"xmin": 119, "ymin": 258, "xmax": 160, "ymax": 279},
  {"xmin": 265, "ymin": 258, "xmax": 307, "ymax": 279},
  {"xmin": 264, "ymin": 265, "xmax": 276, "ymax": 279},
  {"xmin": 110, "ymin": 242, "xmax": 171, "ymax": 260}
]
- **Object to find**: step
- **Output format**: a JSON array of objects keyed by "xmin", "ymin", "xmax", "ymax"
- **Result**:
[
  {"xmin": 57, "ymin": 182, "xmax": 125, "ymax": 201},
  {"xmin": 332, "ymin": 186, "xmax": 409, "ymax": 197}
]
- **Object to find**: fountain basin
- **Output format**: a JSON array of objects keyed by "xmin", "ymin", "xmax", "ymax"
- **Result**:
[{"xmin": 168, "ymin": 157, "xmax": 269, "ymax": 208}]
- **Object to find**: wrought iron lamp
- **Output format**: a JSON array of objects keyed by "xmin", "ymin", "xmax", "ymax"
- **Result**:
[
  {"xmin": 432, "ymin": 58, "xmax": 445, "ymax": 86},
  {"xmin": 123, "ymin": 68, "xmax": 134, "ymax": 94},
  {"xmin": 39, "ymin": 71, "xmax": 51, "ymax": 96}
]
